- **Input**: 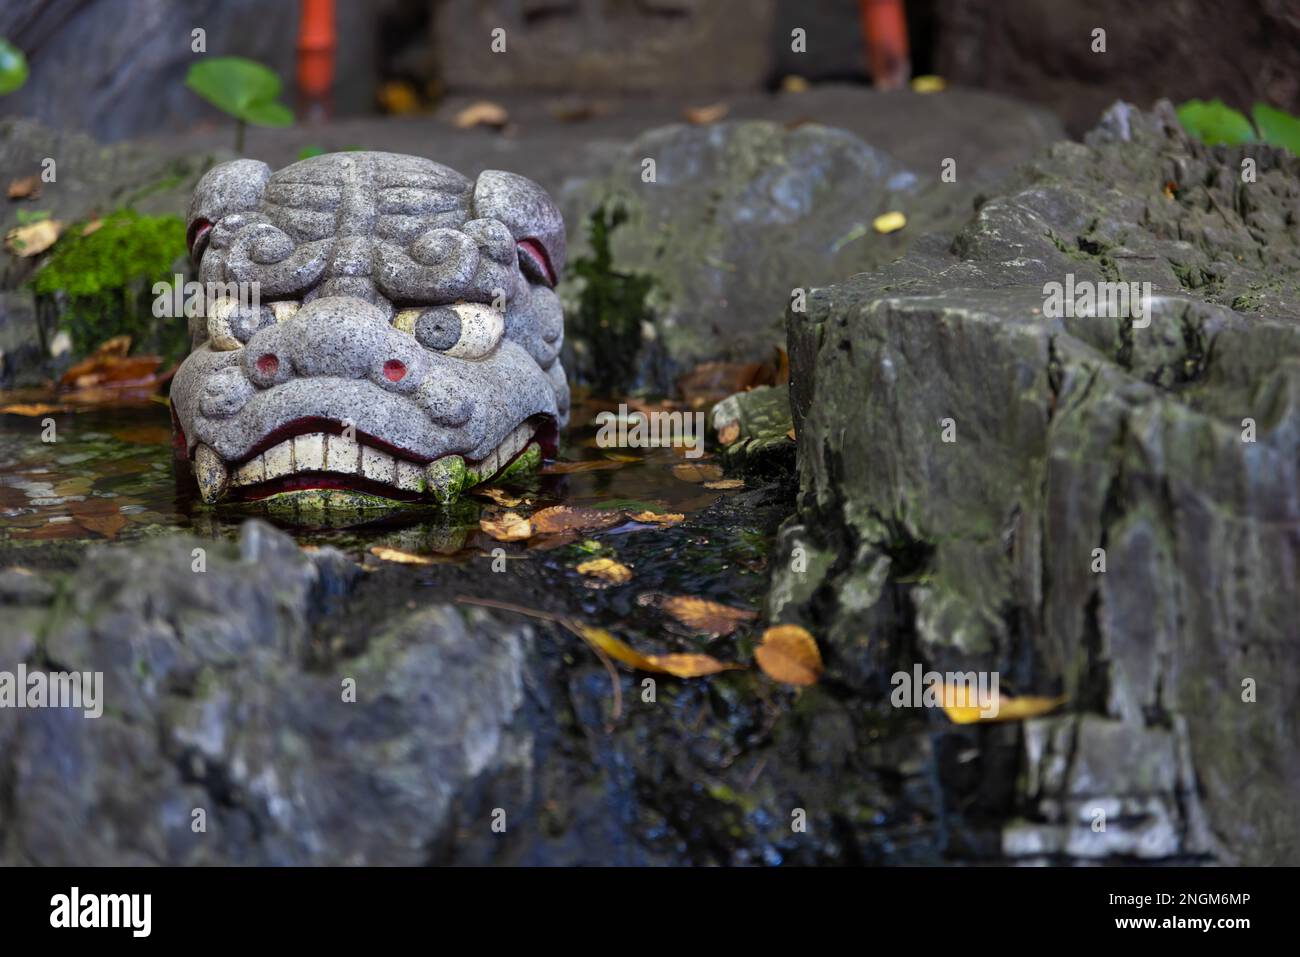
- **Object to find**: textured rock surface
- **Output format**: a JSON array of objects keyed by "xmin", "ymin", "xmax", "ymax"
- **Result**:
[
  {"xmin": 559, "ymin": 110, "xmax": 1059, "ymax": 393},
  {"xmin": 0, "ymin": 521, "xmax": 536, "ymax": 865},
  {"xmin": 773, "ymin": 102, "xmax": 1299, "ymax": 864}
]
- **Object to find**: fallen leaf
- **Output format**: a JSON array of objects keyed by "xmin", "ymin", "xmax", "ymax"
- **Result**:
[
  {"xmin": 378, "ymin": 79, "xmax": 422, "ymax": 115},
  {"xmin": 602, "ymin": 452, "xmax": 641, "ymax": 463},
  {"xmin": 718, "ymin": 421, "xmax": 740, "ymax": 445},
  {"xmin": 474, "ymin": 486, "xmax": 524, "ymax": 507},
  {"xmin": 369, "ymin": 545, "xmax": 436, "ymax": 565},
  {"xmin": 938, "ymin": 683, "xmax": 1067, "ymax": 724},
  {"xmin": 873, "ymin": 211, "xmax": 907, "ymax": 234},
  {"xmin": 5, "ymin": 217, "xmax": 62, "ymax": 256},
  {"xmin": 80, "ymin": 218, "xmax": 103, "ymax": 236},
  {"xmin": 7, "ymin": 175, "xmax": 41, "ymax": 199},
  {"xmin": 541, "ymin": 459, "xmax": 625, "ymax": 474},
  {"xmin": 673, "ymin": 462, "xmax": 724, "ymax": 483},
  {"xmin": 685, "ymin": 102, "xmax": 729, "ymax": 125},
  {"xmin": 703, "ymin": 479, "xmax": 745, "ymax": 490},
  {"xmin": 531, "ymin": 505, "xmax": 625, "ymax": 535},
  {"xmin": 660, "ymin": 595, "xmax": 758, "ymax": 636},
  {"xmin": 565, "ymin": 621, "xmax": 738, "ymax": 678},
  {"xmin": 755, "ymin": 624, "xmax": 823, "ymax": 686},
  {"xmin": 910, "ymin": 74, "xmax": 947, "ymax": 93},
  {"xmin": 576, "ymin": 557, "xmax": 632, "ymax": 584},
  {"xmin": 627, "ymin": 511, "xmax": 685, "ymax": 525},
  {"xmin": 480, "ymin": 510, "xmax": 533, "ymax": 541},
  {"xmin": 780, "ymin": 75, "xmax": 810, "ymax": 94},
  {"xmin": 76, "ymin": 512, "xmax": 128, "ymax": 540},
  {"xmin": 0, "ymin": 402, "xmax": 64, "ymax": 416},
  {"xmin": 454, "ymin": 100, "xmax": 509, "ymax": 129},
  {"xmin": 62, "ymin": 355, "xmax": 162, "ymax": 390},
  {"xmin": 786, "ymin": 428, "xmax": 796, "ymax": 441}
]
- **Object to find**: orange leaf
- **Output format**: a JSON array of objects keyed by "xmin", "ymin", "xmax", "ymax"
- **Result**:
[
  {"xmin": 479, "ymin": 510, "xmax": 533, "ymax": 541},
  {"xmin": 576, "ymin": 558, "xmax": 632, "ymax": 584},
  {"xmin": 672, "ymin": 462, "xmax": 724, "ymax": 483},
  {"xmin": 565, "ymin": 621, "xmax": 739, "ymax": 678},
  {"xmin": 755, "ymin": 625, "xmax": 823, "ymax": 686},
  {"xmin": 659, "ymin": 595, "xmax": 758, "ymax": 635},
  {"xmin": 541, "ymin": 459, "xmax": 625, "ymax": 474},
  {"xmin": 939, "ymin": 684, "xmax": 1067, "ymax": 724},
  {"xmin": 530, "ymin": 505, "xmax": 624, "ymax": 535}
]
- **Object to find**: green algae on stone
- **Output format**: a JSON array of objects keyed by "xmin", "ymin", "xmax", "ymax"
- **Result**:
[{"xmin": 28, "ymin": 209, "xmax": 188, "ymax": 360}]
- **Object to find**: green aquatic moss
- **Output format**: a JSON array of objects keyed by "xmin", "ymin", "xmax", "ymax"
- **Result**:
[{"xmin": 28, "ymin": 209, "xmax": 188, "ymax": 360}]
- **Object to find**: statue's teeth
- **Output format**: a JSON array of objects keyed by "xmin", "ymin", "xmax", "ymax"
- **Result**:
[
  {"xmin": 324, "ymin": 432, "xmax": 360, "ymax": 473},
  {"xmin": 360, "ymin": 445, "xmax": 396, "ymax": 484},
  {"xmin": 263, "ymin": 440, "xmax": 294, "ymax": 480},
  {"xmin": 395, "ymin": 459, "xmax": 424, "ymax": 492},
  {"xmin": 425, "ymin": 455, "xmax": 466, "ymax": 504},
  {"xmin": 232, "ymin": 453, "xmax": 265, "ymax": 487},
  {"xmin": 193, "ymin": 444, "xmax": 229, "ymax": 504},
  {"xmin": 293, "ymin": 433, "xmax": 325, "ymax": 471}
]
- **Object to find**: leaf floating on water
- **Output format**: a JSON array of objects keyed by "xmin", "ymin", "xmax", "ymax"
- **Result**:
[
  {"xmin": 660, "ymin": 595, "xmax": 758, "ymax": 636},
  {"xmin": 5, "ymin": 217, "xmax": 62, "ymax": 256},
  {"xmin": 474, "ymin": 486, "xmax": 525, "ymax": 507},
  {"xmin": 565, "ymin": 620, "xmax": 738, "ymax": 678},
  {"xmin": 627, "ymin": 510, "xmax": 685, "ymax": 525},
  {"xmin": 0, "ymin": 402, "xmax": 65, "ymax": 416},
  {"xmin": 873, "ymin": 211, "xmax": 907, "ymax": 234},
  {"xmin": 541, "ymin": 459, "xmax": 625, "ymax": 474},
  {"xmin": 530, "ymin": 505, "xmax": 624, "ymax": 535},
  {"xmin": 479, "ymin": 510, "xmax": 533, "ymax": 541},
  {"xmin": 939, "ymin": 684, "xmax": 1067, "ymax": 724},
  {"xmin": 672, "ymin": 462, "xmax": 724, "ymax": 483},
  {"xmin": 576, "ymin": 557, "xmax": 632, "ymax": 584},
  {"xmin": 718, "ymin": 421, "xmax": 741, "ymax": 445},
  {"xmin": 755, "ymin": 625, "xmax": 823, "ymax": 686},
  {"xmin": 703, "ymin": 479, "xmax": 745, "ymax": 490},
  {"xmin": 369, "ymin": 545, "xmax": 437, "ymax": 565},
  {"xmin": 602, "ymin": 453, "xmax": 641, "ymax": 463}
]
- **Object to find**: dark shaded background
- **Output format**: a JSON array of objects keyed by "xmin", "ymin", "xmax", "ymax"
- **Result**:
[{"xmin": 2, "ymin": 0, "xmax": 1297, "ymax": 141}]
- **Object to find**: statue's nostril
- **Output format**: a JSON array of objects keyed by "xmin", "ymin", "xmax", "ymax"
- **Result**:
[
  {"xmin": 256, "ymin": 353, "xmax": 280, "ymax": 376},
  {"xmin": 383, "ymin": 359, "xmax": 407, "ymax": 382}
]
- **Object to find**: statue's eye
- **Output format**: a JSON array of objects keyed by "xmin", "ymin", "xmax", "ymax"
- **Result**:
[
  {"xmin": 206, "ymin": 298, "xmax": 299, "ymax": 351},
  {"xmin": 394, "ymin": 302, "xmax": 503, "ymax": 360}
]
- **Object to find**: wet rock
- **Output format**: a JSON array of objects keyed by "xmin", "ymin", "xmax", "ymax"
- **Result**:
[
  {"xmin": 711, "ymin": 383, "xmax": 795, "ymax": 476},
  {"xmin": 0, "ymin": 520, "xmax": 540, "ymax": 865},
  {"xmin": 774, "ymin": 102, "xmax": 1300, "ymax": 864}
]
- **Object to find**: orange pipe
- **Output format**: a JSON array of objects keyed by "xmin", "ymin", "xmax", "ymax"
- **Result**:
[
  {"xmin": 297, "ymin": 0, "xmax": 336, "ymax": 102},
  {"xmin": 860, "ymin": 0, "xmax": 910, "ymax": 91}
]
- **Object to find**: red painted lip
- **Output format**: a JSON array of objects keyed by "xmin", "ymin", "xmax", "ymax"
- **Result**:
[
  {"xmin": 517, "ymin": 238, "xmax": 556, "ymax": 287},
  {"xmin": 187, "ymin": 218, "xmax": 212, "ymax": 261}
]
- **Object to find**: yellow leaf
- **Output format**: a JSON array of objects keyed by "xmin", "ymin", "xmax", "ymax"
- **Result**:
[
  {"xmin": 780, "ymin": 75, "xmax": 810, "ymax": 94},
  {"xmin": 479, "ymin": 510, "xmax": 532, "ymax": 541},
  {"xmin": 939, "ymin": 683, "xmax": 1067, "ymax": 724},
  {"xmin": 755, "ymin": 625, "xmax": 823, "ymax": 686},
  {"xmin": 872, "ymin": 211, "xmax": 907, "ymax": 234},
  {"xmin": 369, "ymin": 545, "xmax": 435, "ymax": 565},
  {"xmin": 703, "ymin": 479, "xmax": 745, "ymax": 490},
  {"xmin": 566, "ymin": 621, "xmax": 738, "ymax": 678},
  {"xmin": 5, "ymin": 218, "xmax": 62, "ymax": 257},
  {"xmin": 660, "ymin": 595, "xmax": 757, "ymax": 635},
  {"xmin": 474, "ymin": 486, "xmax": 524, "ymax": 507},
  {"xmin": 910, "ymin": 75, "xmax": 947, "ymax": 93},
  {"xmin": 576, "ymin": 557, "xmax": 633, "ymax": 584},
  {"xmin": 0, "ymin": 402, "xmax": 64, "ymax": 416},
  {"xmin": 627, "ymin": 511, "xmax": 685, "ymax": 525}
]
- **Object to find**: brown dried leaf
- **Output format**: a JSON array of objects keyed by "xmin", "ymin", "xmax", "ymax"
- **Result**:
[
  {"xmin": 5, "ymin": 218, "xmax": 62, "ymax": 256},
  {"xmin": 81, "ymin": 218, "xmax": 103, "ymax": 237},
  {"xmin": 479, "ymin": 510, "xmax": 533, "ymax": 541},
  {"xmin": 718, "ymin": 421, "xmax": 740, "ymax": 445},
  {"xmin": 755, "ymin": 625, "xmax": 823, "ymax": 686},
  {"xmin": 474, "ymin": 486, "xmax": 525, "ymax": 507},
  {"xmin": 703, "ymin": 479, "xmax": 745, "ymax": 490},
  {"xmin": 627, "ymin": 511, "xmax": 685, "ymax": 525},
  {"xmin": 660, "ymin": 595, "xmax": 758, "ymax": 636},
  {"xmin": 7, "ymin": 175, "xmax": 41, "ymax": 199},
  {"xmin": 576, "ymin": 557, "xmax": 632, "ymax": 584},
  {"xmin": 685, "ymin": 102, "xmax": 729, "ymax": 125},
  {"xmin": 531, "ymin": 505, "xmax": 624, "ymax": 535},
  {"xmin": 672, "ymin": 462, "xmax": 724, "ymax": 483},
  {"xmin": 566, "ymin": 621, "xmax": 739, "ymax": 678}
]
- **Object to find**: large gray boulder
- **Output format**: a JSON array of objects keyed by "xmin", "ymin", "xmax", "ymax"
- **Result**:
[{"xmin": 772, "ymin": 102, "xmax": 1300, "ymax": 864}]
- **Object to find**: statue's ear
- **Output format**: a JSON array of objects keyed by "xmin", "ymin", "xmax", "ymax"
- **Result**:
[
  {"xmin": 187, "ymin": 159, "xmax": 271, "ymax": 261},
  {"xmin": 471, "ymin": 170, "xmax": 566, "ymax": 286}
]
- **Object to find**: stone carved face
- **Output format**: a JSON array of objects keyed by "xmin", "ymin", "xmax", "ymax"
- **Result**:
[{"xmin": 171, "ymin": 152, "xmax": 568, "ymax": 507}]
